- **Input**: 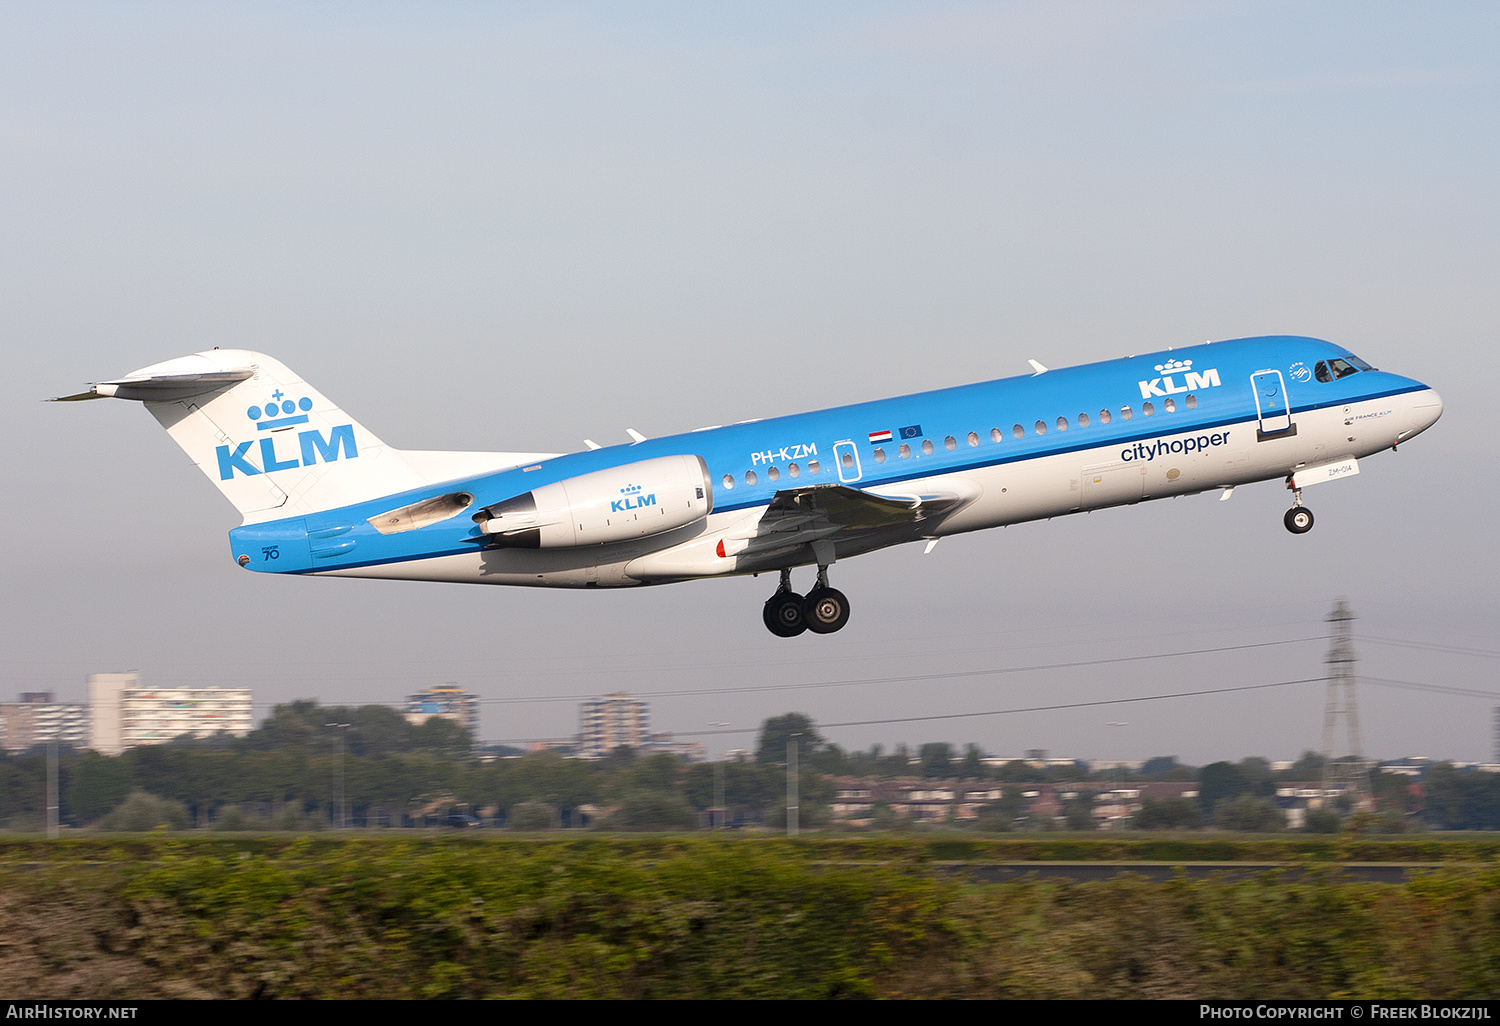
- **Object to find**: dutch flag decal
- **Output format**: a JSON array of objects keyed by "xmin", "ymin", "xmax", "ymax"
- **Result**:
[{"xmin": 867, "ymin": 429, "xmax": 893, "ymax": 444}]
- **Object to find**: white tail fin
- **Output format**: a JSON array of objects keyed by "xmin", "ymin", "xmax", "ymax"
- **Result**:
[{"xmin": 57, "ymin": 349, "xmax": 559, "ymax": 523}]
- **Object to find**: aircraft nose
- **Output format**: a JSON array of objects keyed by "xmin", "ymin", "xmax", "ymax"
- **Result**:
[{"xmin": 1406, "ymin": 387, "xmax": 1443, "ymax": 438}]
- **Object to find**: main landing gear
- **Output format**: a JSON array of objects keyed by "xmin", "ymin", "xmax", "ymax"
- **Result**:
[
  {"xmin": 1283, "ymin": 482, "xmax": 1314, "ymax": 535},
  {"xmin": 762, "ymin": 566, "xmax": 851, "ymax": 637}
]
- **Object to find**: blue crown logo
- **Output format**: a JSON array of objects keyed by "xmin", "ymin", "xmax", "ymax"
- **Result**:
[
  {"xmin": 1154, "ymin": 358, "xmax": 1193, "ymax": 374},
  {"xmin": 619, "ymin": 484, "xmax": 642, "ymax": 495},
  {"xmin": 246, "ymin": 391, "xmax": 313, "ymax": 431}
]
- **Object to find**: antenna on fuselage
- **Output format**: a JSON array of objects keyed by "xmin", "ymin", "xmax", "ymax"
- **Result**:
[
  {"xmin": 1027, "ymin": 359, "xmax": 1048, "ymax": 375},
  {"xmin": 626, "ymin": 428, "xmax": 647, "ymax": 443},
  {"xmin": 583, "ymin": 439, "xmax": 602, "ymax": 450}
]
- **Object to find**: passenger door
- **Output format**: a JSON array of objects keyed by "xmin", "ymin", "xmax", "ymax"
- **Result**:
[{"xmin": 1251, "ymin": 370, "xmax": 1295, "ymax": 438}]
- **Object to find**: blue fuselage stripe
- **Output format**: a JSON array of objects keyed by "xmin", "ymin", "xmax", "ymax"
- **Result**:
[{"xmin": 233, "ymin": 336, "xmax": 1433, "ymax": 573}]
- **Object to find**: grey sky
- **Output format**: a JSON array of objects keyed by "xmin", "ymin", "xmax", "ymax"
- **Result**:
[{"xmin": 3, "ymin": 2, "xmax": 1497, "ymax": 764}]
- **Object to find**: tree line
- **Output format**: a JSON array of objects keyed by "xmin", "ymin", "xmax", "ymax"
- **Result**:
[{"xmin": 3, "ymin": 705, "xmax": 1498, "ymax": 831}]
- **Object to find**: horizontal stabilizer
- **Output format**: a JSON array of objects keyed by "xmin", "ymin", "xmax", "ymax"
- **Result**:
[{"xmin": 51, "ymin": 368, "xmax": 254, "ymax": 403}]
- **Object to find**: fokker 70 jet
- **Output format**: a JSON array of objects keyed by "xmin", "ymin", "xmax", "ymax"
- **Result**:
[{"xmin": 57, "ymin": 335, "xmax": 1441, "ymax": 636}]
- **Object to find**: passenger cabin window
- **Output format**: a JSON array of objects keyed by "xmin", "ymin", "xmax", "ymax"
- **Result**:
[
  {"xmin": 788, "ymin": 463, "xmax": 800, "ymax": 478},
  {"xmin": 1078, "ymin": 412, "xmax": 1090, "ymax": 427},
  {"xmin": 808, "ymin": 460, "xmax": 820, "ymax": 474},
  {"xmin": 944, "ymin": 435, "xmax": 957, "ymax": 451},
  {"xmin": 840, "ymin": 452, "xmax": 853, "ymax": 469},
  {"xmin": 873, "ymin": 447, "xmax": 886, "ymax": 463},
  {"xmin": 745, "ymin": 470, "xmax": 757, "ymax": 485},
  {"xmin": 1056, "ymin": 416, "xmax": 1068, "ymax": 432},
  {"xmin": 1034, "ymin": 420, "xmax": 1047, "ymax": 436},
  {"xmin": 722, "ymin": 474, "xmax": 734, "ymax": 489},
  {"xmin": 970, "ymin": 431, "xmax": 981, "ymax": 446},
  {"xmin": 767, "ymin": 466, "xmax": 780, "ymax": 482},
  {"xmin": 899, "ymin": 443, "xmax": 911, "ymax": 458},
  {"xmin": 1013, "ymin": 424, "xmax": 1025, "ymax": 439},
  {"xmin": 1099, "ymin": 409, "xmax": 1112, "ymax": 424},
  {"xmin": 1120, "ymin": 406, "xmax": 1133, "ymax": 421},
  {"xmin": 921, "ymin": 439, "xmax": 934, "ymax": 455},
  {"xmin": 1142, "ymin": 402, "xmax": 1155, "ymax": 417},
  {"xmin": 1185, "ymin": 394, "xmax": 1197, "ymax": 409},
  {"xmin": 1164, "ymin": 398, "xmax": 1175, "ymax": 413}
]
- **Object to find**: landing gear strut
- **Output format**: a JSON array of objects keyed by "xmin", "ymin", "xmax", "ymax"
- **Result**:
[
  {"xmin": 1284, "ymin": 483, "xmax": 1314, "ymax": 534},
  {"xmin": 762, "ymin": 565, "xmax": 851, "ymax": 637}
]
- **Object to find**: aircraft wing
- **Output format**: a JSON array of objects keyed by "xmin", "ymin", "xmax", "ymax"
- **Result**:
[
  {"xmin": 721, "ymin": 482, "xmax": 973, "ymax": 564},
  {"xmin": 762, "ymin": 483, "xmax": 966, "ymax": 530}
]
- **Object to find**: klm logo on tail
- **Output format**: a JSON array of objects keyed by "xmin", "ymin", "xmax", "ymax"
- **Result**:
[{"xmin": 216, "ymin": 393, "xmax": 359, "ymax": 480}]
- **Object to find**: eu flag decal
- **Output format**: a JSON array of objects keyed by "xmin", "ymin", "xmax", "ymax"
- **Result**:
[{"xmin": 899, "ymin": 424, "xmax": 923, "ymax": 439}]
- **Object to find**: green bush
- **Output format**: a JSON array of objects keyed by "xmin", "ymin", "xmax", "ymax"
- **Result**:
[{"xmin": 98, "ymin": 791, "xmax": 190, "ymax": 832}]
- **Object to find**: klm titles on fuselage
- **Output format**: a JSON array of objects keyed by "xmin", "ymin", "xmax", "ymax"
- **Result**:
[{"xmin": 1138, "ymin": 359, "xmax": 1221, "ymax": 399}]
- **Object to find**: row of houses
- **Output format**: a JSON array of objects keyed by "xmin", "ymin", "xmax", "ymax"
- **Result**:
[{"xmin": 827, "ymin": 778, "xmax": 1381, "ymax": 828}]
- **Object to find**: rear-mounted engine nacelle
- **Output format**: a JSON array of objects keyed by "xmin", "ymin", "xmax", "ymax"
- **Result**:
[{"xmin": 473, "ymin": 454, "xmax": 713, "ymax": 548}]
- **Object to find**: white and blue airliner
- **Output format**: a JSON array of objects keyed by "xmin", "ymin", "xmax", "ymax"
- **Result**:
[{"xmin": 58, "ymin": 336, "xmax": 1441, "ymax": 636}]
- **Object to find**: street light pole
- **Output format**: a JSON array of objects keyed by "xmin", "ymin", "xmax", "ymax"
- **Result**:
[
  {"xmin": 709, "ymin": 723, "xmax": 728, "ymax": 830},
  {"xmin": 46, "ymin": 740, "xmax": 59, "ymax": 840},
  {"xmin": 787, "ymin": 732, "xmax": 802, "ymax": 838},
  {"xmin": 326, "ymin": 722, "xmax": 349, "ymax": 829}
]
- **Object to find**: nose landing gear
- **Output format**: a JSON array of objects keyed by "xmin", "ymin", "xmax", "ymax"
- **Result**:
[
  {"xmin": 763, "ymin": 565, "xmax": 851, "ymax": 637},
  {"xmin": 1284, "ymin": 482, "xmax": 1314, "ymax": 534},
  {"xmin": 1284, "ymin": 506, "xmax": 1314, "ymax": 534}
]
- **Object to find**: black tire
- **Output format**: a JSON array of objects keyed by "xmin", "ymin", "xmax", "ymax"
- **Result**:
[
  {"xmin": 803, "ymin": 587, "xmax": 851, "ymax": 634},
  {"xmin": 763, "ymin": 591, "xmax": 807, "ymax": 637},
  {"xmin": 1284, "ymin": 507, "xmax": 1314, "ymax": 534}
]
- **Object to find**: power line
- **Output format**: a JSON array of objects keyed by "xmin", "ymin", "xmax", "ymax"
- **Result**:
[
  {"xmin": 468, "ymin": 635, "xmax": 1326, "ymax": 706},
  {"xmin": 483, "ymin": 675, "xmax": 1330, "ymax": 745},
  {"xmin": 1359, "ymin": 636, "xmax": 1500, "ymax": 660},
  {"xmin": 1361, "ymin": 676, "xmax": 1500, "ymax": 701}
]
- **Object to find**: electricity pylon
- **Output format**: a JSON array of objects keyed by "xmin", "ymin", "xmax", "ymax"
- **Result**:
[{"xmin": 1321, "ymin": 599, "xmax": 1372, "ymax": 811}]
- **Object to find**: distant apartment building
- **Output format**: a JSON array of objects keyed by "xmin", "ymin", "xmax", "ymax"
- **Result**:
[
  {"xmin": 578, "ymin": 693, "xmax": 650, "ymax": 759},
  {"xmin": 88, "ymin": 672, "xmax": 137, "ymax": 756},
  {"xmin": 648, "ymin": 733, "xmax": 706, "ymax": 762},
  {"xmin": 88, "ymin": 672, "xmax": 252, "ymax": 755},
  {"xmin": 0, "ymin": 693, "xmax": 88, "ymax": 753},
  {"xmin": 404, "ymin": 685, "xmax": 480, "ymax": 738}
]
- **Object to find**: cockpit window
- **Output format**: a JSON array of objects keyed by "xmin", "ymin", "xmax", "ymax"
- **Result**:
[{"xmin": 1315, "ymin": 356, "xmax": 1372, "ymax": 383}]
